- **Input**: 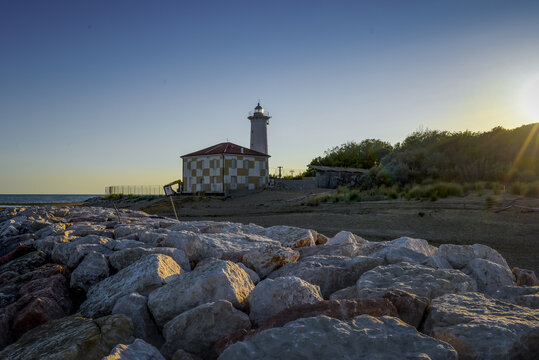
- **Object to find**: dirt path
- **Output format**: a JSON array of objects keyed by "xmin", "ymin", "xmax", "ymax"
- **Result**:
[{"xmin": 88, "ymin": 189, "xmax": 539, "ymax": 273}]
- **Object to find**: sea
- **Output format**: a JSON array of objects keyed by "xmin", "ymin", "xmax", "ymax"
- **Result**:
[{"xmin": 0, "ymin": 194, "xmax": 101, "ymax": 207}]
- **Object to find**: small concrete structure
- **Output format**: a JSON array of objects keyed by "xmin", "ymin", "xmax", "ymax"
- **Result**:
[{"xmin": 310, "ymin": 165, "xmax": 369, "ymax": 189}]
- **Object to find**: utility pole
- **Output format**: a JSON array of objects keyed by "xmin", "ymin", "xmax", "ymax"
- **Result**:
[{"xmin": 278, "ymin": 166, "xmax": 283, "ymax": 178}]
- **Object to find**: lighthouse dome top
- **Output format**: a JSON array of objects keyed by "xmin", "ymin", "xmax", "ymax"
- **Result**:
[{"xmin": 254, "ymin": 102, "xmax": 264, "ymax": 114}]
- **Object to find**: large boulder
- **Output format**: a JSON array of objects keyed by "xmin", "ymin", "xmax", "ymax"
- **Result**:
[
  {"xmin": 247, "ymin": 276, "xmax": 323, "ymax": 326},
  {"xmin": 215, "ymin": 299, "xmax": 399, "ymax": 355},
  {"xmin": 51, "ymin": 236, "xmax": 114, "ymax": 268},
  {"xmin": 10, "ymin": 274, "xmax": 72, "ymax": 337},
  {"xmin": 370, "ymin": 246, "xmax": 430, "ymax": 265},
  {"xmin": 325, "ymin": 231, "xmax": 366, "ymax": 246},
  {"xmin": 268, "ymin": 255, "xmax": 382, "ymax": 298},
  {"xmin": 385, "ymin": 236, "xmax": 438, "ymax": 257},
  {"xmin": 80, "ymin": 254, "xmax": 181, "ymax": 317},
  {"xmin": 161, "ymin": 300, "xmax": 251, "ymax": 359},
  {"xmin": 0, "ymin": 314, "xmax": 133, "ymax": 360},
  {"xmin": 112, "ymin": 293, "xmax": 163, "ymax": 348},
  {"xmin": 424, "ymin": 292, "xmax": 539, "ymax": 360},
  {"xmin": 462, "ymin": 258, "xmax": 515, "ymax": 294},
  {"xmin": 218, "ymin": 315, "xmax": 457, "ymax": 360},
  {"xmin": 160, "ymin": 231, "xmax": 281, "ymax": 263},
  {"xmin": 108, "ymin": 247, "xmax": 190, "ymax": 272},
  {"xmin": 103, "ymin": 339, "xmax": 165, "ymax": 360},
  {"xmin": 262, "ymin": 225, "xmax": 317, "ymax": 248},
  {"xmin": 434, "ymin": 243, "xmax": 510, "ymax": 270},
  {"xmin": 148, "ymin": 260, "xmax": 255, "ymax": 327},
  {"xmin": 70, "ymin": 252, "xmax": 110, "ymax": 292},
  {"xmin": 357, "ymin": 262, "xmax": 477, "ymax": 300},
  {"xmin": 241, "ymin": 244, "xmax": 299, "ymax": 278}
]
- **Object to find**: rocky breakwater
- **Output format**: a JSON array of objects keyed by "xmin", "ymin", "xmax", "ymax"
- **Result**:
[{"xmin": 0, "ymin": 206, "xmax": 537, "ymax": 360}]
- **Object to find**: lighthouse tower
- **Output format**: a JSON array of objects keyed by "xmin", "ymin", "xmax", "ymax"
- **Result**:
[{"xmin": 248, "ymin": 102, "xmax": 271, "ymax": 154}]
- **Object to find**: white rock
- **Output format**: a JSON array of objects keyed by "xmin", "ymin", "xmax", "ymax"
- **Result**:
[
  {"xmin": 436, "ymin": 243, "xmax": 510, "ymax": 270},
  {"xmin": 70, "ymin": 252, "xmax": 110, "ymax": 292},
  {"xmin": 161, "ymin": 300, "xmax": 251, "ymax": 359},
  {"xmin": 112, "ymin": 293, "xmax": 163, "ymax": 348},
  {"xmin": 369, "ymin": 246, "xmax": 429, "ymax": 265},
  {"xmin": 462, "ymin": 258, "xmax": 515, "ymax": 294},
  {"xmin": 148, "ymin": 260, "xmax": 255, "ymax": 327},
  {"xmin": 325, "ymin": 230, "xmax": 365, "ymax": 246},
  {"xmin": 108, "ymin": 247, "xmax": 190, "ymax": 272},
  {"xmin": 357, "ymin": 262, "xmax": 477, "ymax": 300},
  {"xmin": 424, "ymin": 292, "xmax": 539, "ymax": 360},
  {"xmin": 248, "ymin": 276, "xmax": 323, "ymax": 326},
  {"xmin": 80, "ymin": 254, "xmax": 181, "ymax": 317},
  {"xmin": 195, "ymin": 232, "xmax": 281, "ymax": 262},
  {"xmin": 386, "ymin": 236, "xmax": 438, "ymax": 257},
  {"xmin": 268, "ymin": 255, "xmax": 382, "ymax": 298},
  {"xmin": 219, "ymin": 315, "xmax": 457, "ymax": 360},
  {"xmin": 103, "ymin": 339, "xmax": 165, "ymax": 360},
  {"xmin": 67, "ymin": 243, "xmax": 113, "ymax": 269},
  {"xmin": 242, "ymin": 244, "xmax": 299, "ymax": 278},
  {"xmin": 157, "ymin": 231, "xmax": 206, "ymax": 262},
  {"xmin": 262, "ymin": 225, "xmax": 317, "ymax": 248}
]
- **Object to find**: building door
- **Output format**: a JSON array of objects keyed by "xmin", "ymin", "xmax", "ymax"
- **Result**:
[{"xmin": 231, "ymin": 176, "xmax": 237, "ymax": 190}]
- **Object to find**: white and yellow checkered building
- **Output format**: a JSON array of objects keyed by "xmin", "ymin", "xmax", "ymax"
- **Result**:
[{"xmin": 181, "ymin": 142, "xmax": 270, "ymax": 194}]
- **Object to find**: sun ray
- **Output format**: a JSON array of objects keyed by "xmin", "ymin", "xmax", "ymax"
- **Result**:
[{"xmin": 505, "ymin": 123, "xmax": 538, "ymax": 182}]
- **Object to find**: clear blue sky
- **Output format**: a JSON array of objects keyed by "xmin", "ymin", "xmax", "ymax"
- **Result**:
[{"xmin": 1, "ymin": 0, "xmax": 539, "ymax": 193}]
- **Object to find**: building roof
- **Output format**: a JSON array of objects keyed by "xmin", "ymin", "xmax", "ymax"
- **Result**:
[
  {"xmin": 181, "ymin": 142, "xmax": 270, "ymax": 158},
  {"xmin": 308, "ymin": 165, "xmax": 369, "ymax": 173}
]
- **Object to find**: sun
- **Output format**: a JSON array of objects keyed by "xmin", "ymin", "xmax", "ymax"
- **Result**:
[{"xmin": 522, "ymin": 76, "xmax": 539, "ymax": 120}]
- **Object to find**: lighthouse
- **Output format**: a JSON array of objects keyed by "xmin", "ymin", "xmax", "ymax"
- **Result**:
[{"xmin": 248, "ymin": 102, "xmax": 271, "ymax": 155}]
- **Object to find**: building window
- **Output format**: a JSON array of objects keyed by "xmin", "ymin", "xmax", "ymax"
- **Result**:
[{"xmin": 231, "ymin": 159, "xmax": 237, "ymax": 168}]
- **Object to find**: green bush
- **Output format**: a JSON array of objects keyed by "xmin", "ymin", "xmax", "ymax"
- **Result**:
[
  {"xmin": 406, "ymin": 182, "xmax": 463, "ymax": 200},
  {"xmin": 306, "ymin": 194, "xmax": 331, "ymax": 206},
  {"xmin": 525, "ymin": 182, "xmax": 539, "ymax": 198},
  {"xmin": 509, "ymin": 182, "xmax": 525, "ymax": 195}
]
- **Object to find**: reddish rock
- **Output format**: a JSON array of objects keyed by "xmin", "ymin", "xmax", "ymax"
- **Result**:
[
  {"xmin": 0, "ymin": 272, "xmax": 72, "ymax": 349},
  {"xmin": 215, "ymin": 299, "xmax": 398, "ymax": 355},
  {"xmin": 0, "ymin": 244, "xmax": 34, "ymax": 265},
  {"xmin": 383, "ymin": 290, "xmax": 429, "ymax": 329},
  {"xmin": 18, "ymin": 274, "xmax": 72, "ymax": 314},
  {"xmin": 11, "ymin": 296, "xmax": 67, "ymax": 337},
  {"xmin": 512, "ymin": 267, "xmax": 539, "ymax": 286}
]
